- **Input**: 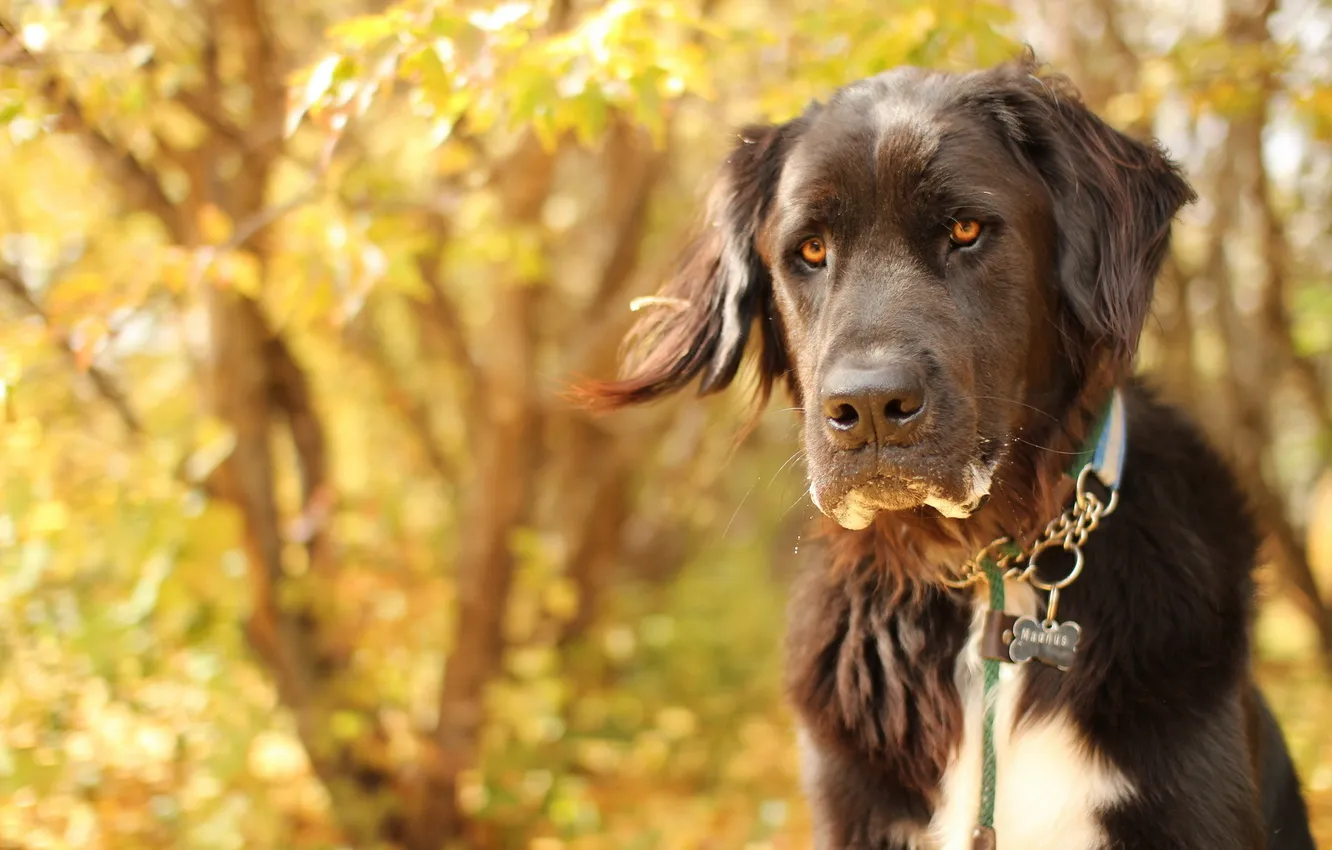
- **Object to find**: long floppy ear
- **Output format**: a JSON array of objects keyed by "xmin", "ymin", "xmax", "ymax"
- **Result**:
[
  {"xmin": 580, "ymin": 114, "xmax": 811, "ymax": 409},
  {"xmin": 983, "ymin": 54, "xmax": 1196, "ymax": 368}
]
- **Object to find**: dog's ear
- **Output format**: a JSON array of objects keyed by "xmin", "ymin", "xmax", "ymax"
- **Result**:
[
  {"xmin": 579, "ymin": 117, "xmax": 809, "ymax": 409},
  {"xmin": 986, "ymin": 55, "xmax": 1196, "ymax": 367}
]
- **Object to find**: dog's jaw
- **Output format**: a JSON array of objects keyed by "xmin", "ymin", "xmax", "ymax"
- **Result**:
[
  {"xmin": 922, "ymin": 457, "xmax": 998, "ymax": 520},
  {"xmin": 813, "ymin": 455, "xmax": 1000, "ymax": 530},
  {"xmin": 814, "ymin": 487, "xmax": 879, "ymax": 531}
]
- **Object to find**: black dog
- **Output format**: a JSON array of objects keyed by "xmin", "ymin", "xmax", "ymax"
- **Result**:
[{"xmin": 585, "ymin": 53, "xmax": 1316, "ymax": 849}]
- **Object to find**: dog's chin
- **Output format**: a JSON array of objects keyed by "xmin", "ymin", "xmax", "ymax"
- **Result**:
[{"xmin": 810, "ymin": 457, "xmax": 999, "ymax": 531}]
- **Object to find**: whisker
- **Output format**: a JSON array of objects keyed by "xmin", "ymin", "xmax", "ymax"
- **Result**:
[
  {"xmin": 962, "ymin": 394, "xmax": 1061, "ymax": 424},
  {"xmin": 723, "ymin": 477, "xmax": 759, "ymax": 539},
  {"xmin": 1010, "ymin": 436, "xmax": 1081, "ymax": 456},
  {"xmin": 767, "ymin": 448, "xmax": 807, "ymax": 491},
  {"xmin": 781, "ymin": 487, "xmax": 814, "ymax": 520}
]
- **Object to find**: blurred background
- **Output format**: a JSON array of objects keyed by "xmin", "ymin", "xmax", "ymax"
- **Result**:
[{"xmin": 0, "ymin": 0, "xmax": 1330, "ymax": 847}]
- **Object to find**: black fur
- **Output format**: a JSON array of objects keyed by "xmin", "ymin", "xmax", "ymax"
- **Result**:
[
  {"xmin": 788, "ymin": 385, "xmax": 1314, "ymax": 848},
  {"xmin": 587, "ymin": 52, "xmax": 1316, "ymax": 849},
  {"xmin": 1255, "ymin": 689, "xmax": 1318, "ymax": 850}
]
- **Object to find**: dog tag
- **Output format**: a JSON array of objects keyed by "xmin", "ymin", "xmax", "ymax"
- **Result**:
[{"xmin": 1008, "ymin": 615, "xmax": 1081, "ymax": 671}]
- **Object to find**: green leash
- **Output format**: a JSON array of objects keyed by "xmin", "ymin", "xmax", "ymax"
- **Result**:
[
  {"xmin": 978, "ymin": 556, "xmax": 1006, "ymax": 835},
  {"xmin": 969, "ymin": 390, "xmax": 1127, "ymax": 849}
]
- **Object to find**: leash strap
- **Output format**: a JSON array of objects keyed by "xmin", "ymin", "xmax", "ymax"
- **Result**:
[
  {"xmin": 972, "ymin": 388, "xmax": 1126, "ymax": 848},
  {"xmin": 977, "ymin": 556, "xmax": 1006, "ymax": 835}
]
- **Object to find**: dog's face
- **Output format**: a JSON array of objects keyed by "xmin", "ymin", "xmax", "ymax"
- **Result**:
[
  {"xmin": 763, "ymin": 70, "xmax": 1065, "ymax": 527},
  {"xmin": 593, "ymin": 57, "xmax": 1193, "ymax": 531}
]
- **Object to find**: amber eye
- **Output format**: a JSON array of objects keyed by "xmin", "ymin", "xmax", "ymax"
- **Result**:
[
  {"xmin": 950, "ymin": 219, "xmax": 982, "ymax": 246},
  {"xmin": 800, "ymin": 237, "xmax": 827, "ymax": 266}
]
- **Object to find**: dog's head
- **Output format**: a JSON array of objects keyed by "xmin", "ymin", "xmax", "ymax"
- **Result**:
[{"xmin": 586, "ymin": 54, "xmax": 1193, "ymax": 531}]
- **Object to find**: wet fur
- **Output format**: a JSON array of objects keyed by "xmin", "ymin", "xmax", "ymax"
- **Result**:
[{"xmin": 581, "ymin": 52, "xmax": 1315, "ymax": 849}]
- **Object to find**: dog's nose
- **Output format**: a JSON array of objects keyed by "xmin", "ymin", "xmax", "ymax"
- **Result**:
[{"xmin": 821, "ymin": 360, "xmax": 927, "ymax": 448}]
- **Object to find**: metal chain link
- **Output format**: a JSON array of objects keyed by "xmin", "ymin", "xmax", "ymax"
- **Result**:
[{"xmin": 943, "ymin": 463, "xmax": 1117, "ymax": 611}]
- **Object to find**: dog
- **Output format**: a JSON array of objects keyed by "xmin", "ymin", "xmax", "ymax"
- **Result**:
[{"xmin": 582, "ymin": 52, "xmax": 1316, "ymax": 849}]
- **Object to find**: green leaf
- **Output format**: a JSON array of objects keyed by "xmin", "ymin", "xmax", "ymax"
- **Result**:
[{"xmin": 570, "ymin": 89, "xmax": 609, "ymax": 147}]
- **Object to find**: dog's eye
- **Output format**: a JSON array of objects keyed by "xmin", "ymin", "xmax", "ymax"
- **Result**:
[
  {"xmin": 799, "ymin": 238, "xmax": 828, "ymax": 267},
  {"xmin": 949, "ymin": 219, "xmax": 982, "ymax": 247}
]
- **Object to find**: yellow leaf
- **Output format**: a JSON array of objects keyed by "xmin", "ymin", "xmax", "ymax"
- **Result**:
[
  {"xmin": 543, "ymin": 577, "xmax": 580, "ymax": 621},
  {"xmin": 7, "ymin": 416, "xmax": 41, "ymax": 454},
  {"xmin": 329, "ymin": 710, "xmax": 367, "ymax": 742},
  {"xmin": 226, "ymin": 252, "xmax": 264, "ymax": 297},
  {"xmin": 159, "ymin": 247, "xmax": 193, "ymax": 293},
  {"xmin": 28, "ymin": 500, "xmax": 69, "ymax": 535},
  {"xmin": 69, "ymin": 316, "xmax": 107, "ymax": 372},
  {"xmin": 198, "ymin": 203, "xmax": 233, "ymax": 246},
  {"xmin": 288, "ymin": 54, "xmax": 343, "ymax": 137},
  {"xmin": 184, "ymin": 417, "xmax": 237, "ymax": 483},
  {"xmin": 328, "ymin": 13, "xmax": 400, "ymax": 49},
  {"xmin": 656, "ymin": 706, "xmax": 697, "ymax": 740},
  {"xmin": 435, "ymin": 140, "xmax": 477, "ymax": 175},
  {"xmin": 47, "ymin": 272, "xmax": 104, "ymax": 311},
  {"xmin": 0, "ymin": 354, "xmax": 19, "ymax": 385},
  {"xmin": 531, "ymin": 109, "xmax": 560, "ymax": 152},
  {"xmin": 458, "ymin": 769, "xmax": 489, "ymax": 814}
]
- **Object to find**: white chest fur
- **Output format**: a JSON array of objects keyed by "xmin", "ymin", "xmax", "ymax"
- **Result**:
[{"xmin": 922, "ymin": 580, "xmax": 1135, "ymax": 850}]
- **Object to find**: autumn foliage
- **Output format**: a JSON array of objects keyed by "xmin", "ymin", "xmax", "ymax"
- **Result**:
[{"xmin": 0, "ymin": 0, "xmax": 1330, "ymax": 848}]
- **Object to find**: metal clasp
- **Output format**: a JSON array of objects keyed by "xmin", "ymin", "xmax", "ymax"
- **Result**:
[{"xmin": 942, "ymin": 536, "xmax": 1015, "ymax": 589}]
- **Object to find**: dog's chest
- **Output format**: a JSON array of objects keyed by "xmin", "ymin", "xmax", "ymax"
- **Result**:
[{"xmin": 921, "ymin": 581, "xmax": 1134, "ymax": 850}]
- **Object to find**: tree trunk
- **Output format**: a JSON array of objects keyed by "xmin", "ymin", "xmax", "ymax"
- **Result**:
[
  {"xmin": 1216, "ymin": 0, "xmax": 1332, "ymax": 665},
  {"xmin": 194, "ymin": 3, "xmax": 417, "ymax": 844},
  {"xmin": 409, "ymin": 134, "xmax": 553, "ymax": 850}
]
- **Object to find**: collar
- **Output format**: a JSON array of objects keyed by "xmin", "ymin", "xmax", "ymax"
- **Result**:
[
  {"xmin": 1086, "ymin": 387, "xmax": 1127, "ymax": 492},
  {"xmin": 945, "ymin": 386, "xmax": 1127, "ymax": 591}
]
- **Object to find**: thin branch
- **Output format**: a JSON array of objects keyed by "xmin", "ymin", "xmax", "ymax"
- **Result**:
[
  {"xmin": 231, "ymin": 0, "xmax": 285, "ymax": 163},
  {"xmin": 1280, "ymin": 336, "xmax": 1332, "ymax": 441},
  {"xmin": 105, "ymin": 4, "xmax": 328, "ymax": 179},
  {"xmin": 414, "ymin": 213, "xmax": 484, "ymax": 439},
  {"xmin": 185, "ymin": 154, "xmax": 336, "ymax": 294},
  {"xmin": 1257, "ymin": 197, "xmax": 1332, "ymax": 440},
  {"xmin": 101, "ymin": 6, "xmax": 246, "ymax": 145},
  {"xmin": 555, "ymin": 421, "xmax": 629, "ymax": 648},
  {"xmin": 0, "ymin": 266, "xmax": 143, "ymax": 435},
  {"xmin": 591, "ymin": 123, "xmax": 669, "ymax": 312},
  {"xmin": 264, "ymin": 331, "xmax": 333, "ymax": 542},
  {"xmin": 342, "ymin": 309, "xmax": 460, "ymax": 489},
  {"xmin": 237, "ymin": 189, "xmax": 325, "ymax": 249},
  {"xmin": 1153, "ymin": 252, "xmax": 1197, "ymax": 408},
  {"xmin": 572, "ymin": 121, "xmax": 669, "ymax": 372},
  {"xmin": 0, "ymin": 20, "xmax": 182, "ymax": 239}
]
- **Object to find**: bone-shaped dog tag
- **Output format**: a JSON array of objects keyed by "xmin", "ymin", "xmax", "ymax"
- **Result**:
[{"xmin": 1008, "ymin": 616, "xmax": 1081, "ymax": 671}]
